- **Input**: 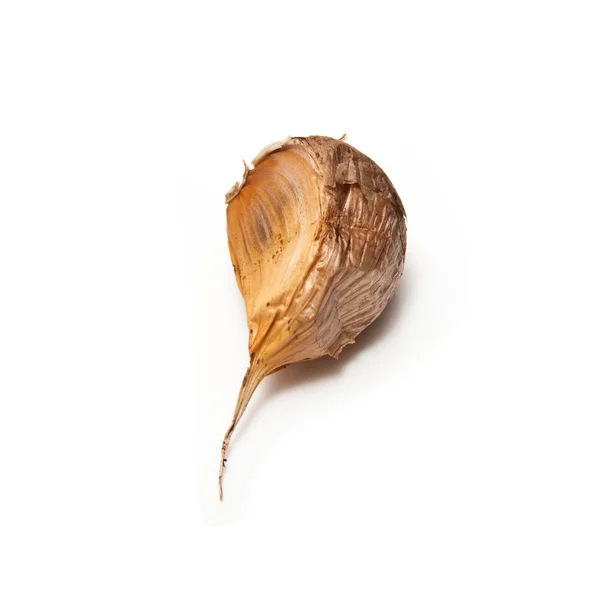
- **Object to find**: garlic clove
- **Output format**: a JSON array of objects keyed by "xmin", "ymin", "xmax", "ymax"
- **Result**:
[{"xmin": 219, "ymin": 135, "xmax": 407, "ymax": 500}]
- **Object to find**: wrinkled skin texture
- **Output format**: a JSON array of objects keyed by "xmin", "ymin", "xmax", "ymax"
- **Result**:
[{"xmin": 220, "ymin": 136, "xmax": 407, "ymax": 499}]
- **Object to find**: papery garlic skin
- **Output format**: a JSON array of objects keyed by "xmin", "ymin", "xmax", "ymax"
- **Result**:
[{"xmin": 219, "ymin": 136, "xmax": 407, "ymax": 499}]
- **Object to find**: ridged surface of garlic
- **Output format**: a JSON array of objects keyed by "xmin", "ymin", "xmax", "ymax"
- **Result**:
[{"xmin": 219, "ymin": 135, "xmax": 407, "ymax": 499}]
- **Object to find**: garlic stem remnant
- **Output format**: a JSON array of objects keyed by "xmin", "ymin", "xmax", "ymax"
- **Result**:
[{"xmin": 219, "ymin": 135, "xmax": 407, "ymax": 500}]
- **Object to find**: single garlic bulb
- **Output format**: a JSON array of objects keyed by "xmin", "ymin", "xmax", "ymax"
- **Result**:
[{"xmin": 219, "ymin": 135, "xmax": 407, "ymax": 499}]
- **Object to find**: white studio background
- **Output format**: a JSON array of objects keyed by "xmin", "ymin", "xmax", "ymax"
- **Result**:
[{"xmin": 1, "ymin": 1, "xmax": 599, "ymax": 598}]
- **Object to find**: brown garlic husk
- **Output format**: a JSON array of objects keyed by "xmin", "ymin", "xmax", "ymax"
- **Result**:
[{"xmin": 219, "ymin": 135, "xmax": 407, "ymax": 499}]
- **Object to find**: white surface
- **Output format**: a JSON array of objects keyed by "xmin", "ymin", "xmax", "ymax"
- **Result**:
[{"xmin": 1, "ymin": 1, "xmax": 599, "ymax": 598}]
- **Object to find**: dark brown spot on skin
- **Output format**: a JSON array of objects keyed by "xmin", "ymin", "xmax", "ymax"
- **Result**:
[{"xmin": 255, "ymin": 218, "xmax": 269, "ymax": 244}]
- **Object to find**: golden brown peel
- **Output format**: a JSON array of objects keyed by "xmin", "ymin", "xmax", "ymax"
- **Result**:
[{"xmin": 219, "ymin": 135, "xmax": 407, "ymax": 500}]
